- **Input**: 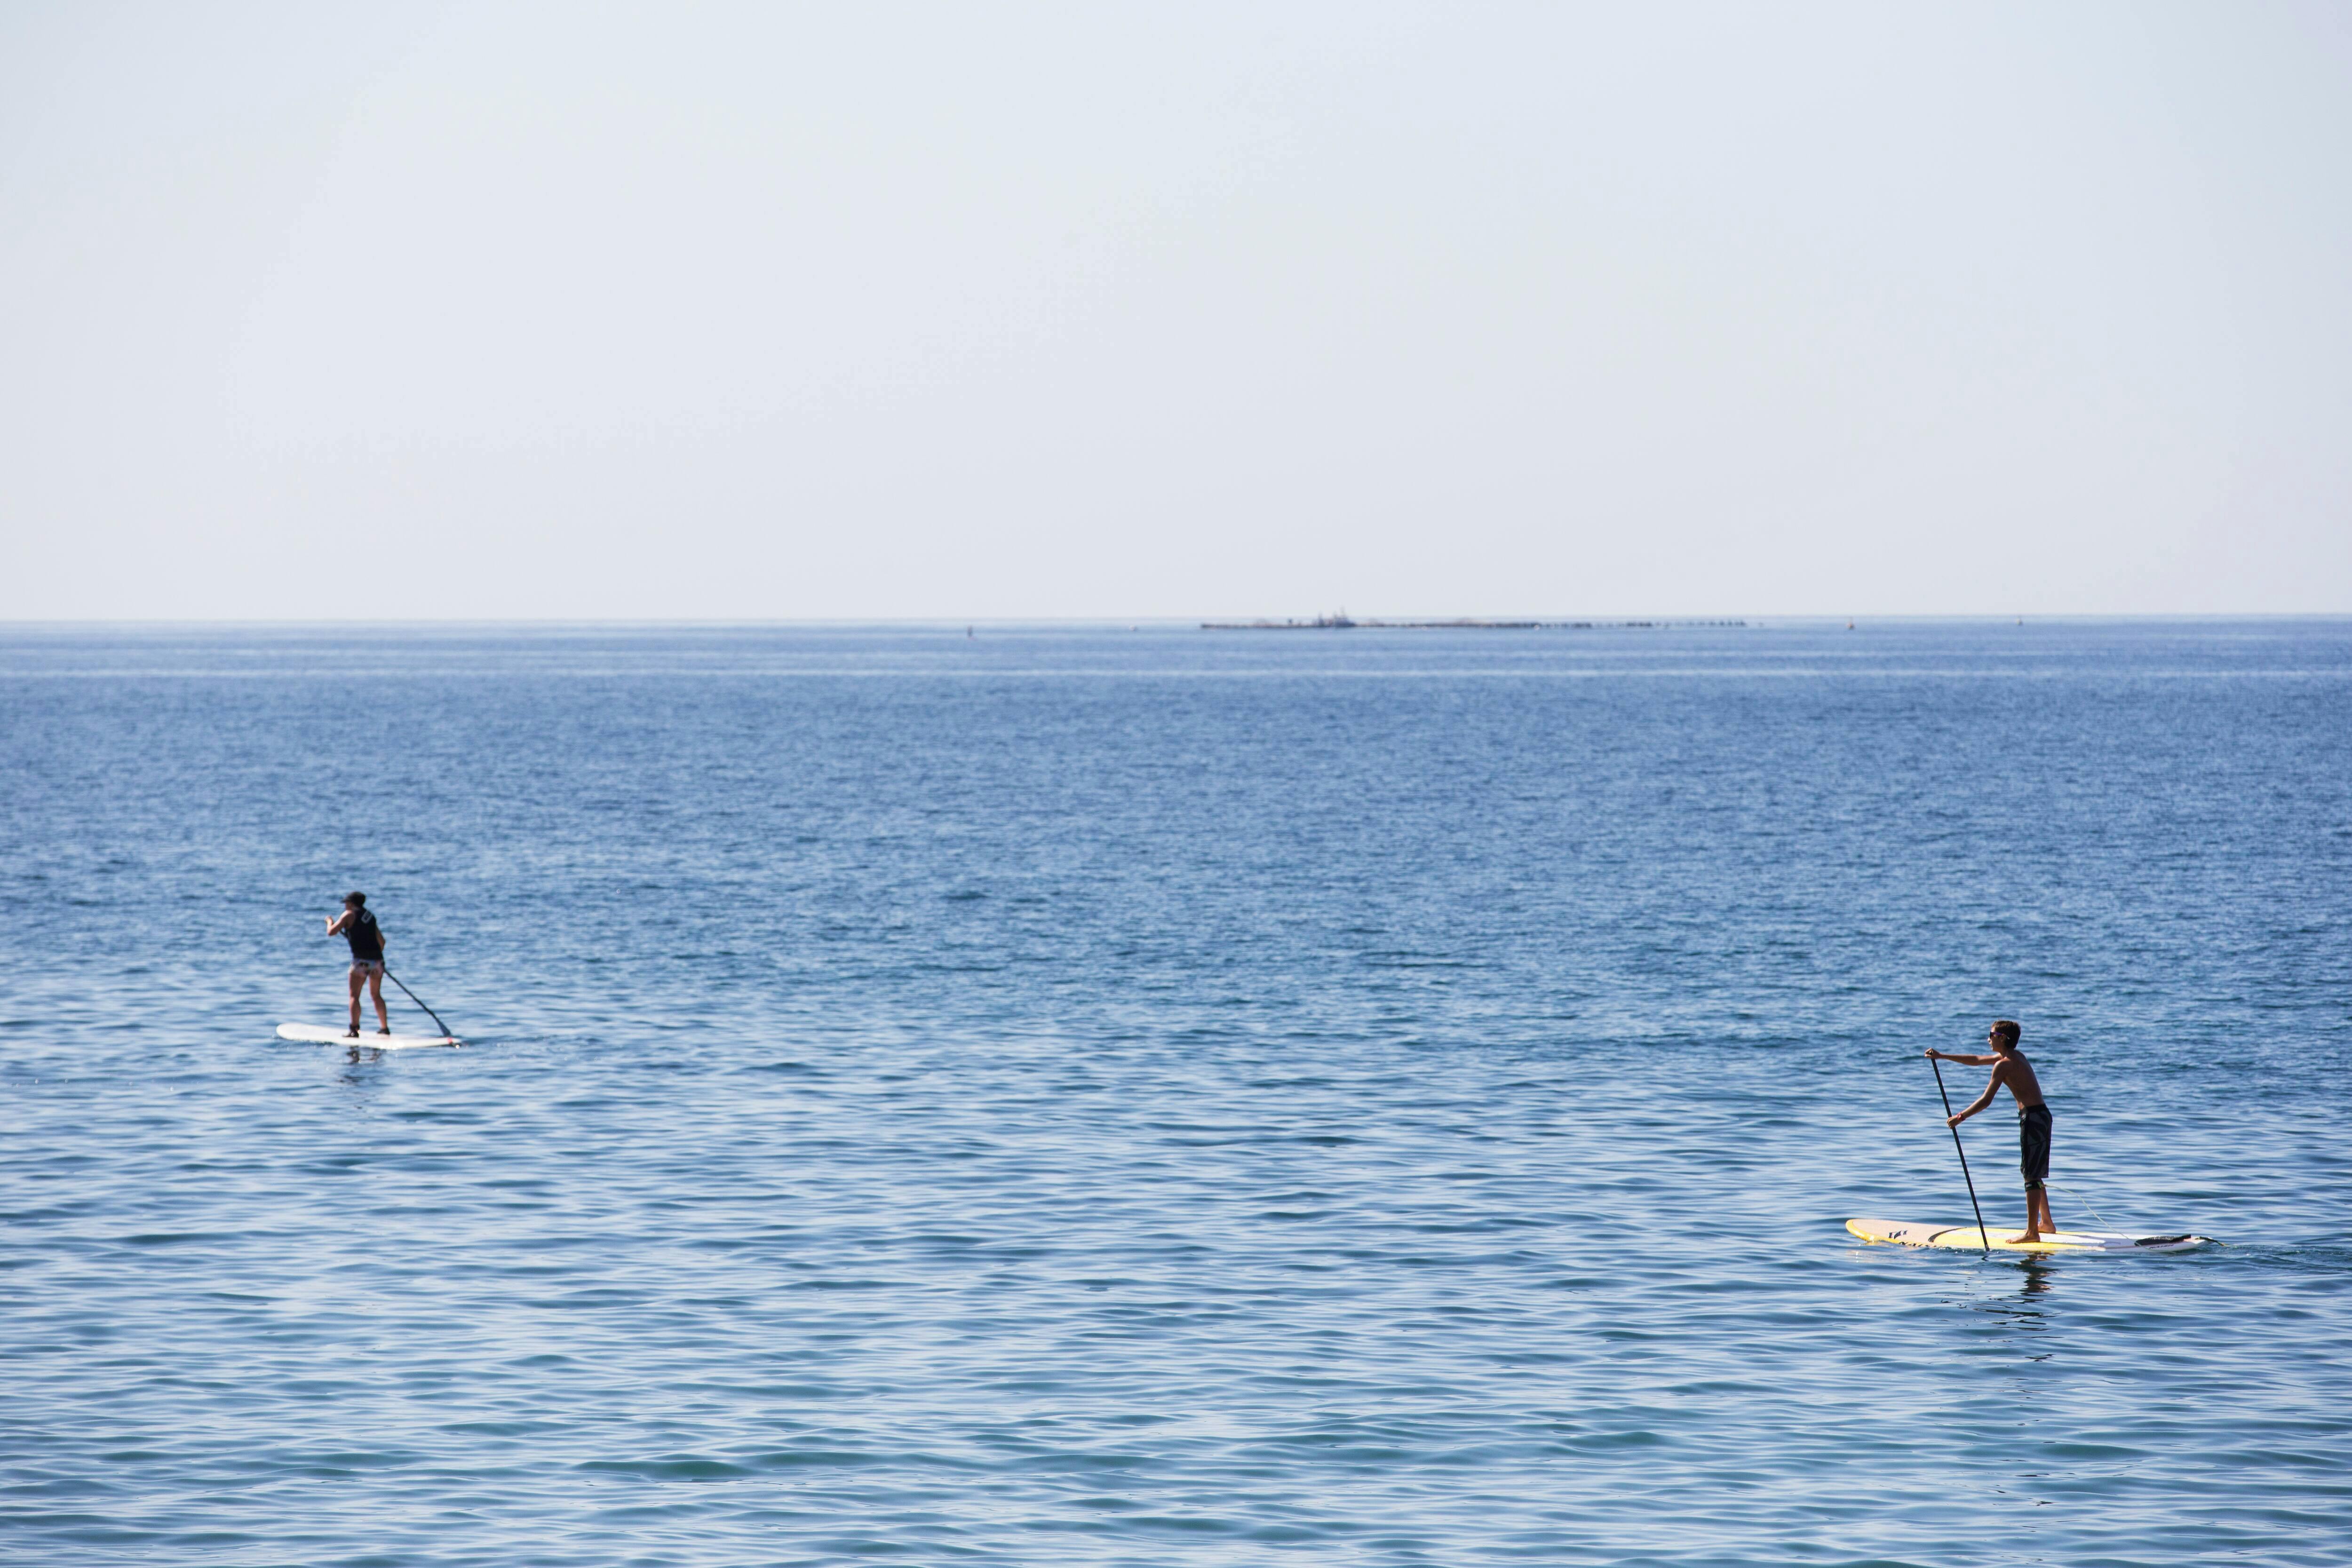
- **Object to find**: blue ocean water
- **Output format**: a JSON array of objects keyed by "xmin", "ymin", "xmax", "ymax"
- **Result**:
[{"xmin": 3, "ymin": 619, "xmax": 2349, "ymax": 1567}]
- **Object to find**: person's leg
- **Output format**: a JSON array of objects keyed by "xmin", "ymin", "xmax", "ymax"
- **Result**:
[
  {"xmin": 2032, "ymin": 1112, "xmax": 2055, "ymax": 1234},
  {"xmin": 347, "ymin": 964, "xmax": 364, "ymax": 1035},
  {"xmin": 368, "ymin": 967, "xmax": 389, "ymax": 1033},
  {"xmin": 2012, "ymin": 1110, "xmax": 2051, "ymax": 1241}
]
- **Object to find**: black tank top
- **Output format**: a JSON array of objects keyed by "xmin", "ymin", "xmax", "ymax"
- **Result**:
[{"xmin": 342, "ymin": 908, "xmax": 383, "ymax": 961}]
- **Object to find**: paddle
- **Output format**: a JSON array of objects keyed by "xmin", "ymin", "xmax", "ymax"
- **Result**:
[
  {"xmin": 382, "ymin": 968, "xmax": 456, "ymax": 1040},
  {"xmin": 1927, "ymin": 1055, "xmax": 1992, "ymax": 1257}
]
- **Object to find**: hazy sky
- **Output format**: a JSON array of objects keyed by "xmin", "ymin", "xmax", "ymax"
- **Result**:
[{"xmin": 3, "ymin": 2, "xmax": 2348, "ymax": 619}]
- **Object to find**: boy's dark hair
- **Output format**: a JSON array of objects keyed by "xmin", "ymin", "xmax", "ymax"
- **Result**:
[
  {"xmin": 1990, "ymin": 1019, "xmax": 2021, "ymax": 1048},
  {"xmin": 344, "ymin": 891, "xmax": 367, "ymax": 908}
]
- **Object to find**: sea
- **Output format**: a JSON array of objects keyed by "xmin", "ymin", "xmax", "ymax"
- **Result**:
[{"xmin": 2, "ymin": 619, "xmax": 2348, "ymax": 1567}]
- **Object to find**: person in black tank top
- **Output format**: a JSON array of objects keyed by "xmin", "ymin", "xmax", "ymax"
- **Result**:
[{"xmin": 326, "ymin": 891, "xmax": 391, "ymax": 1036}]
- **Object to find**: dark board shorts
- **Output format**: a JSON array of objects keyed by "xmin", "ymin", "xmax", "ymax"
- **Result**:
[{"xmin": 2018, "ymin": 1104, "xmax": 2052, "ymax": 1191}]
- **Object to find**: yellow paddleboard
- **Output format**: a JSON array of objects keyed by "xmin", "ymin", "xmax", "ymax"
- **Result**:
[{"xmin": 1847, "ymin": 1218, "xmax": 2209, "ymax": 1253}]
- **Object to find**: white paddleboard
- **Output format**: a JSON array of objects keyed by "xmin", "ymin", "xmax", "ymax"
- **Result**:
[
  {"xmin": 278, "ymin": 1023, "xmax": 462, "ymax": 1050},
  {"xmin": 1848, "ymin": 1218, "xmax": 2210, "ymax": 1253}
]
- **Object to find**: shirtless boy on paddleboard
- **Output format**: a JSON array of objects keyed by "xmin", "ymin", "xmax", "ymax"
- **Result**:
[
  {"xmin": 1926, "ymin": 1020, "xmax": 2053, "ymax": 1243},
  {"xmin": 325, "ymin": 891, "xmax": 390, "ymax": 1037}
]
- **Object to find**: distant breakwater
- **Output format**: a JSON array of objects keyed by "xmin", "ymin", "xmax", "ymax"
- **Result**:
[{"xmin": 1200, "ymin": 616, "xmax": 1749, "ymax": 630}]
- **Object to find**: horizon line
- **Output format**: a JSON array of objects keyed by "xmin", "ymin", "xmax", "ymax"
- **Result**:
[{"xmin": 3, "ymin": 612, "xmax": 2351, "ymax": 631}]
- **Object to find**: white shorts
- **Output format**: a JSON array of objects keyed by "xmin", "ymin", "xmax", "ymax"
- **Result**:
[{"xmin": 350, "ymin": 959, "xmax": 384, "ymax": 975}]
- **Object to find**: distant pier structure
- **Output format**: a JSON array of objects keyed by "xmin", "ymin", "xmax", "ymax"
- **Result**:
[{"xmin": 1200, "ymin": 616, "xmax": 1746, "ymax": 630}]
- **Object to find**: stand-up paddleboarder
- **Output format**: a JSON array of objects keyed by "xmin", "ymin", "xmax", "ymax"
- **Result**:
[
  {"xmin": 326, "ymin": 891, "xmax": 390, "ymax": 1037},
  {"xmin": 1927, "ymin": 1019, "xmax": 2053, "ymax": 1243}
]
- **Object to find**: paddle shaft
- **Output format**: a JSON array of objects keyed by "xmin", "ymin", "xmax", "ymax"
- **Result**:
[
  {"xmin": 382, "ymin": 968, "xmax": 455, "ymax": 1040},
  {"xmin": 1928, "ymin": 1057, "xmax": 1992, "ymax": 1257}
]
